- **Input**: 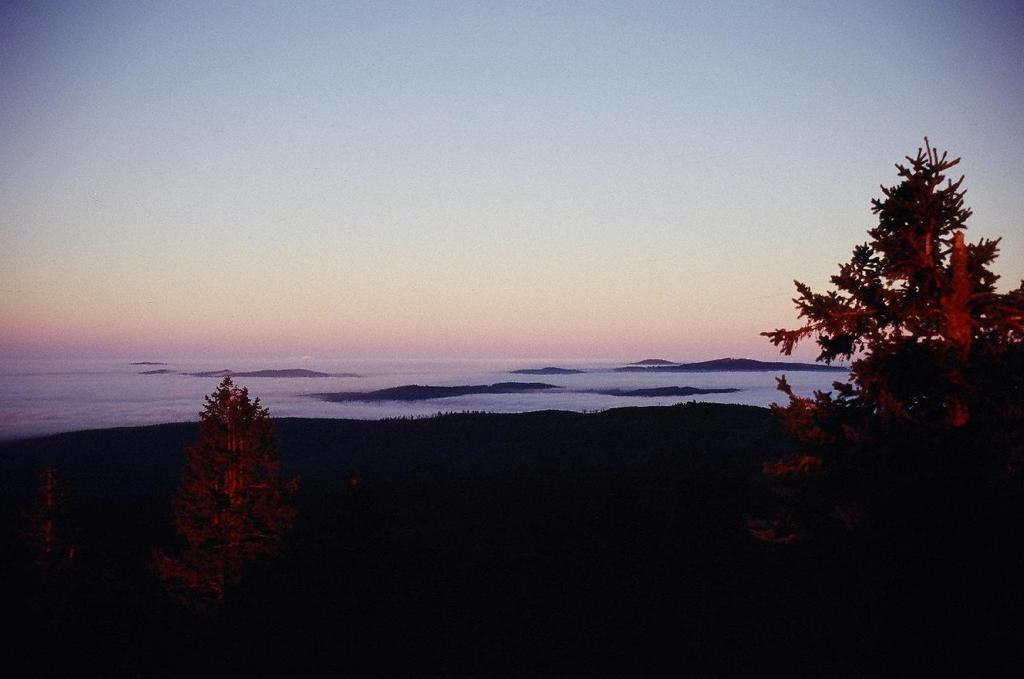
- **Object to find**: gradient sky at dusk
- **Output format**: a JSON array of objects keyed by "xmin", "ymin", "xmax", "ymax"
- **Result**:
[{"xmin": 2, "ymin": 1, "xmax": 1022, "ymax": 360}]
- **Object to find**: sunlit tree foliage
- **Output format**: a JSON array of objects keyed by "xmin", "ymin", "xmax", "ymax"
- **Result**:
[
  {"xmin": 752, "ymin": 140, "xmax": 1024, "ymax": 543},
  {"xmin": 156, "ymin": 378, "xmax": 297, "ymax": 608},
  {"xmin": 27, "ymin": 465, "xmax": 76, "ymax": 578}
]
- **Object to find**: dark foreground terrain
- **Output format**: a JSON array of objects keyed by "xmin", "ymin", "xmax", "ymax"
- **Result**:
[{"xmin": 2, "ymin": 403, "xmax": 1020, "ymax": 676}]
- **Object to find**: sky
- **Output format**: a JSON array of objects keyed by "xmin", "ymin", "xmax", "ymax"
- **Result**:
[{"xmin": 2, "ymin": 1, "xmax": 1022, "ymax": 362}]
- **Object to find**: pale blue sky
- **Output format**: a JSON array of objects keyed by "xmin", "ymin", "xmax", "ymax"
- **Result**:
[{"xmin": 2, "ymin": 1, "xmax": 1022, "ymax": 360}]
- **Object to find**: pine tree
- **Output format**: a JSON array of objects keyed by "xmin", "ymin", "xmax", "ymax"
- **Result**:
[
  {"xmin": 157, "ymin": 377, "xmax": 297, "ymax": 608},
  {"xmin": 27, "ymin": 465, "xmax": 76, "ymax": 578},
  {"xmin": 752, "ymin": 140, "xmax": 1024, "ymax": 543}
]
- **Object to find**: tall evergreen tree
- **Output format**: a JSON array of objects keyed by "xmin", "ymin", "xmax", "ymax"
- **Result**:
[
  {"xmin": 27, "ymin": 465, "xmax": 76, "ymax": 578},
  {"xmin": 157, "ymin": 377, "xmax": 297, "ymax": 608},
  {"xmin": 753, "ymin": 140, "xmax": 1024, "ymax": 543}
]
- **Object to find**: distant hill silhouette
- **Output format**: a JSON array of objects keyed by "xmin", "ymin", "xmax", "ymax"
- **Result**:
[
  {"xmin": 130, "ymin": 361, "xmax": 166, "ymax": 365},
  {"xmin": 510, "ymin": 367, "xmax": 586, "ymax": 375},
  {"xmin": 140, "ymin": 369, "xmax": 176, "ymax": 375},
  {"xmin": 615, "ymin": 357, "xmax": 847, "ymax": 373},
  {"xmin": 186, "ymin": 369, "xmax": 356, "ymax": 378},
  {"xmin": 595, "ymin": 386, "xmax": 741, "ymax": 397},
  {"xmin": 314, "ymin": 382, "xmax": 558, "ymax": 402},
  {"xmin": 629, "ymin": 359, "xmax": 680, "ymax": 365}
]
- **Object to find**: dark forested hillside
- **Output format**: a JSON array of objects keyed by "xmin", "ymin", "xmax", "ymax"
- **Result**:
[{"xmin": 2, "ymin": 403, "xmax": 1018, "ymax": 675}]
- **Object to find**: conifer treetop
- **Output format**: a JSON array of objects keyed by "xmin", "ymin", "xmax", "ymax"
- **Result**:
[{"xmin": 762, "ymin": 139, "xmax": 1018, "ymax": 367}]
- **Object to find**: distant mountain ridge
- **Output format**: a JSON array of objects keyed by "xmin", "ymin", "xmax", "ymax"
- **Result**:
[
  {"xmin": 510, "ymin": 367, "xmax": 586, "ymax": 375},
  {"xmin": 594, "ymin": 386, "xmax": 741, "ymax": 397},
  {"xmin": 616, "ymin": 357, "xmax": 847, "ymax": 373},
  {"xmin": 313, "ymin": 382, "xmax": 559, "ymax": 402},
  {"xmin": 143, "ymin": 368, "xmax": 352, "ymax": 377},
  {"xmin": 190, "ymin": 369, "xmax": 358, "ymax": 378}
]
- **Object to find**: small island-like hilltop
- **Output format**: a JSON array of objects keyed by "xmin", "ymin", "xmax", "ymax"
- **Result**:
[{"xmin": 616, "ymin": 357, "xmax": 847, "ymax": 373}]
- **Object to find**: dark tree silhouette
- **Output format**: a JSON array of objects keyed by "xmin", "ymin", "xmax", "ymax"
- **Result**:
[
  {"xmin": 752, "ymin": 140, "xmax": 1024, "ymax": 543},
  {"xmin": 156, "ymin": 378, "xmax": 297, "ymax": 608}
]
